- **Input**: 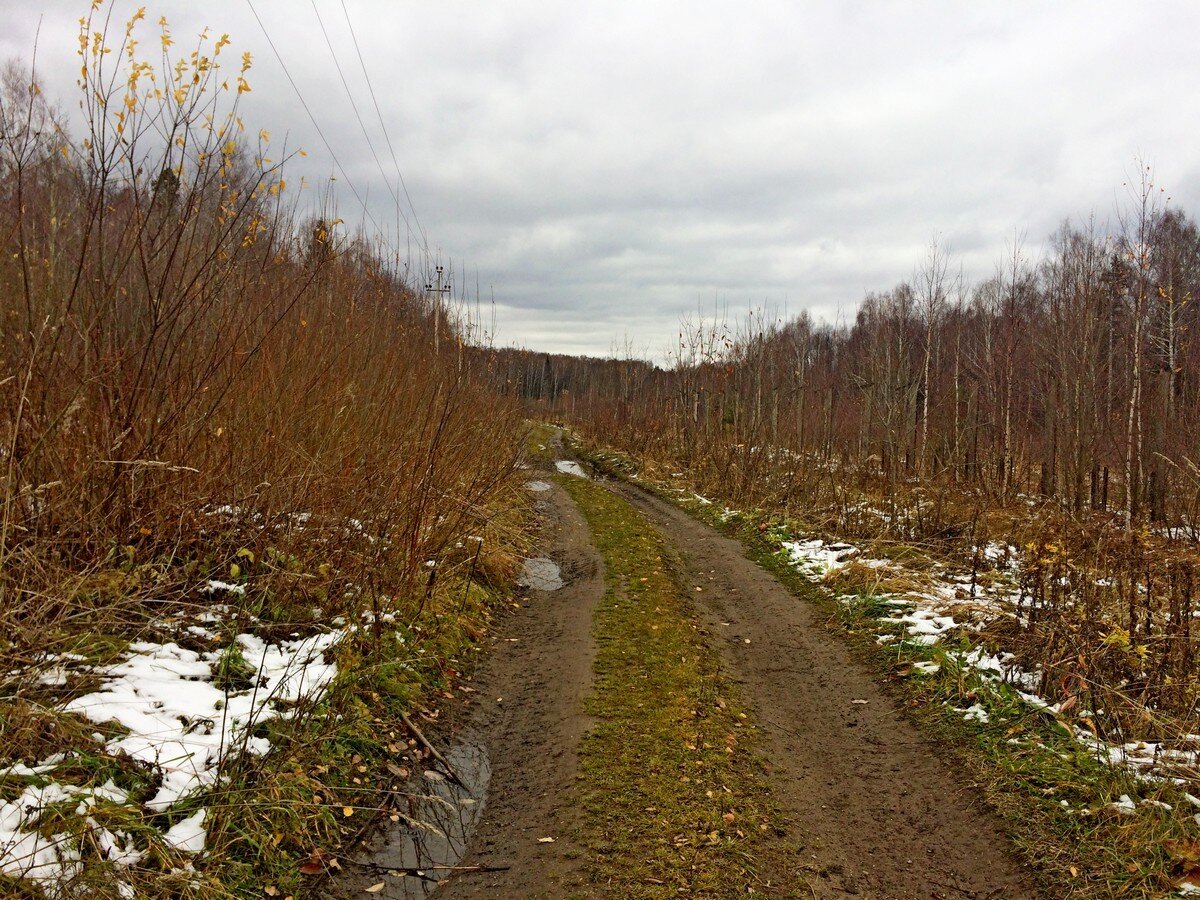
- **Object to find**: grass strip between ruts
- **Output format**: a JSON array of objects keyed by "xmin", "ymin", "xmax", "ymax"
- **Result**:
[{"xmin": 558, "ymin": 475, "xmax": 802, "ymax": 898}]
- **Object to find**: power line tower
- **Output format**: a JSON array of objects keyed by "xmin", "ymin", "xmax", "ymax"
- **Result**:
[{"xmin": 425, "ymin": 264, "xmax": 452, "ymax": 354}]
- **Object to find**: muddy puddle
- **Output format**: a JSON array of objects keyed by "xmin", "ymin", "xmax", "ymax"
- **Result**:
[
  {"xmin": 519, "ymin": 557, "xmax": 565, "ymax": 591},
  {"xmin": 346, "ymin": 738, "xmax": 491, "ymax": 897}
]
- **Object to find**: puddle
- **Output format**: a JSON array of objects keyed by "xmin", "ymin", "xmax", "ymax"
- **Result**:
[
  {"xmin": 553, "ymin": 460, "xmax": 587, "ymax": 478},
  {"xmin": 526, "ymin": 480, "xmax": 552, "ymax": 492},
  {"xmin": 347, "ymin": 739, "xmax": 491, "ymax": 897},
  {"xmin": 519, "ymin": 557, "xmax": 565, "ymax": 591}
]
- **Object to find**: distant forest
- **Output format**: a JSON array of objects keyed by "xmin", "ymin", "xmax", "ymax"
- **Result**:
[{"xmin": 491, "ymin": 170, "xmax": 1200, "ymax": 529}]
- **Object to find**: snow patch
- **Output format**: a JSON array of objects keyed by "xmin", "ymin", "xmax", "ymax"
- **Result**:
[{"xmin": 0, "ymin": 616, "xmax": 343, "ymax": 893}]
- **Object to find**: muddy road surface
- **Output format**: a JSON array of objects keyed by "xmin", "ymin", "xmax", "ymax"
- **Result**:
[
  {"xmin": 433, "ymin": 476, "xmax": 604, "ymax": 898},
  {"xmin": 347, "ymin": 457, "xmax": 1037, "ymax": 898},
  {"xmin": 605, "ymin": 479, "xmax": 1036, "ymax": 898}
]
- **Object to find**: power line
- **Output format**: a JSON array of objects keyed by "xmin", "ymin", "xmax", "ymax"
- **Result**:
[
  {"xmin": 338, "ymin": 0, "xmax": 428, "ymax": 254},
  {"xmin": 309, "ymin": 0, "xmax": 417, "ymax": 247},
  {"xmin": 244, "ymin": 0, "xmax": 393, "ymax": 247}
]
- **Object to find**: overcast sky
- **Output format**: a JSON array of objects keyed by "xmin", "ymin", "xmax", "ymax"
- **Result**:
[{"xmin": 6, "ymin": 2, "xmax": 1200, "ymax": 358}]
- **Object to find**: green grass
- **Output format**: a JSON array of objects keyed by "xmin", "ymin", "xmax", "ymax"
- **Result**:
[
  {"xmin": 560, "ymin": 476, "xmax": 803, "ymax": 898},
  {"xmin": 568, "ymin": 433, "xmax": 1200, "ymax": 898}
]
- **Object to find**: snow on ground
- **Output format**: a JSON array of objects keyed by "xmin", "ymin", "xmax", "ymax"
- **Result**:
[
  {"xmin": 879, "ymin": 607, "xmax": 959, "ymax": 645},
  {"xmin": 65, "ymin": 630, "xmax": 341, "ymax": 811},
  {"xmin": 526, "ymin": 480, "xmax": 553, "ymax": 492},
  {"xmin": 554, "ymin": 460, "xmax": 587, "ymax": 478},
  {"xmin": 0, "ymin": 616, "xmax": 343, "ymax": 894},
  {"xmin": 778, "ymin": 538, "xmax": 865, "ymax": 578},
  {"xmin": 767, "ymin": 516, "xmax": 1200, "ymax": 789}
]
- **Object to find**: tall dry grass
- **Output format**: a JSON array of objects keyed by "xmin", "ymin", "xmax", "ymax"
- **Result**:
[{"xmin": 0, "ymin": 7, "xmax": 524, "ymax": 749}]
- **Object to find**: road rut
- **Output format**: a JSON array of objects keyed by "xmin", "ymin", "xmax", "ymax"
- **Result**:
[
  {"xmin": 606, "ymin": 477, "xmax": 1037, "ymax": 898},
  {"xmin": 374, "ymin": 462, "xmax": 1038, "ymax": 898},
  {"xmin": 434, "ymin": 477, "xmax": 604, "ymax": 898}
]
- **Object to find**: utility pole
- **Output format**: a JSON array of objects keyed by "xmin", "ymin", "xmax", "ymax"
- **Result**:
[{"xmin": 425, "ymin": 264, "xmax": 452, "ymax": 354}]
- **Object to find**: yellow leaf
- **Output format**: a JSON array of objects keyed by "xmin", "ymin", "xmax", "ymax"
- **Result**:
[{"xmin": 342, "ymin": 806, "xmax": 354, "ymax": 817}]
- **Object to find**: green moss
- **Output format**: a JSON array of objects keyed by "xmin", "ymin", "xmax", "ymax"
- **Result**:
[{"xmin": 561, "ymin": 476, "xmax": 803, "ymax": 898}]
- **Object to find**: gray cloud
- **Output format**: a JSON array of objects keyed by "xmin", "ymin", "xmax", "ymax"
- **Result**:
[{"xmin": 6, "ymin": 1, "xmax": 1200, "ymax": 357}]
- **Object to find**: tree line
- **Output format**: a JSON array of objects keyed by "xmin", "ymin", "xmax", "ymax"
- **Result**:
[{"xmin": 494, "ymin": 168, "xmax": 1200, "ymax": 531}]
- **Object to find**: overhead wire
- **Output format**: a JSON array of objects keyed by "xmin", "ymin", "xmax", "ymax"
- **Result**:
[
  {"xmin": 244, "ymin": 0, "xmax": 394, "ymax": 249},
  {"xmin": 309, "ymin": 0, "xmax": 416, "ymax": 246},
  {"xmin": 338, "ymin": 0, "xmax": 429, "ymax": 254}
]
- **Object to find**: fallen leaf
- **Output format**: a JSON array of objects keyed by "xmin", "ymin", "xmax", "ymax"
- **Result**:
[
  {"xmin": 342, "ymin": 806, "xmax": 354, "ymax": 817},
  {"xmin": 298, "ymin": 850, "xmax": 328, "ymax": 876},
  {"xmin": 364, "ymin": 883, "xmax": 385, "ymax": 894},
  {"xmin": 537, "ymin": 836, "xmax": 555, "ymax": 843},
  {"xmin": 263, "ymin": 888, "xmax": 279, "ymax": 897}
]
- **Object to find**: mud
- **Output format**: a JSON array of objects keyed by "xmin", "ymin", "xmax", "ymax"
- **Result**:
[
  {"xmin": 606, "ymin": 477, "xmax": 1038, "ymax": 898},
  {"xmin": 338, "ymin": 443, "xmax": 1039, "ymax": 898},
  {"xmin": 430, "ymin": 476, "xmax": 604, "ymax": 898}
]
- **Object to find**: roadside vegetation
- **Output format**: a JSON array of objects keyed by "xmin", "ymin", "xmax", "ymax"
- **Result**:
[
  {"xmin": 0, "ymin": 7, "xmax": 526, "ymax": 897},
  {"xmin": 494, "ymin": 180, "xmax": 1200, "ymax": 784},
  {"xmin": 559, "ymin": 475, "xmax": 801, "ymax": 898}
]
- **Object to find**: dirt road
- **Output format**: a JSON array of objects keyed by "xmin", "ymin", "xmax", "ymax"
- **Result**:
[
  {"xmin": 605, "ymin": 479, "xmax": 1036, "ymax": 898},
  {"xmin": 391, "ymin": 462, "xmax": 1038, "ymax": 898},
  {"xmin": 435, "ymin": 477, "xmax": 604, "ymax": 899}
]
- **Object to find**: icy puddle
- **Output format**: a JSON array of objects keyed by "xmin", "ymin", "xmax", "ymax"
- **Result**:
[
  {"xmin": 526, "ymin": 480, "xmax": 553, "ymax": 492},
  {"xmin": 348, "ymin": 739, "xmax": 491, "ymax": 897},
  {"xmin": 554, "ymin": 460, "xmax": 587, "ymax": 478},
  {"xmin": 519, "ymin": 557, "xmax": 565, "ymax": 591}
]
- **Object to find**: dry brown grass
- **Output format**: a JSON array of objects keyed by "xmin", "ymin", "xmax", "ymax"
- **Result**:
[
  {"xmin": 0, "ymin": 7, "xmax": 529, "ymax": 895},
  {"xmin": 822, "ymin": 559, "xmax": 928, "ymax": 597}
]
